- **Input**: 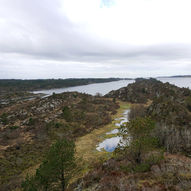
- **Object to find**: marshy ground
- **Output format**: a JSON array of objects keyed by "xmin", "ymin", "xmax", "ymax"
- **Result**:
[{"xmin": 73, "ymin": 101, "xmax": 130, "ymax": 182}]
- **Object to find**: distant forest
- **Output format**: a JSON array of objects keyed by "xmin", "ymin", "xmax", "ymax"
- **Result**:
[{"xmin": 0, "ymin": 78, "xmax": 130, "ymax": 92}]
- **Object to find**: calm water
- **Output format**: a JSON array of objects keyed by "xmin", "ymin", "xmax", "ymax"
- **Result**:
[
  {"xmin": 33, "ymin": 80, "xmax": 134, "ymax": 96},
  {"xmin": 33, "ymin": 77, "xmax": 191, "ymax": 152},
  {"xmin": 96, "ymin": 136, "xmax": 122, "ymax": 152},
  {"xmin": 157, "ymin": 77, "xmax": 191, "ymax": 89},
  {"xmin": 96, "ymin": 109, "xmax": 130, "ymax": 152},
  {"xmin": 34, "ymin": 77, "xmax": 191, "ymax": 96}
]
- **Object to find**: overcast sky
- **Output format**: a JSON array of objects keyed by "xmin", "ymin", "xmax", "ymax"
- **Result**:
[{"xmin": 0, "ymin": 0, "xmax": 191, "ymax": 79}]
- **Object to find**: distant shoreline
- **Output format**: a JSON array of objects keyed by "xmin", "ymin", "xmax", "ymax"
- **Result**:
[
  {"xmin": 0, "ymin": 78, "xmax": 132, "ymax": 92},
  {"xmin": 157, "ymin": 75, "xmax": 191, "ymax": 78}
]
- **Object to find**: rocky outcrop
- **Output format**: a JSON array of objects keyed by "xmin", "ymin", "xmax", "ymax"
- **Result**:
[
  {"xmin": 105, "ymin": 78, "xmax": 191, "ymax": 103},
  {"xmin": 148, "ymin": 96, "xmax": 191, "ymax": 153},
  {"xmin": 73, "ymin": 153, "xmax": 191, "ymax": 191},
  {"xmin": 107, "ymin": 78, "xmax": 191, "ymax": 153}
]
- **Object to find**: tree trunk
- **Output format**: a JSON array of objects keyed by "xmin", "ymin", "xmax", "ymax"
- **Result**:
[
  {"xmin": 136, "ymin": 144, "xmax": 142, "ymax": 164},
  {"xmin": 61, "ymin": 171, "xmax": 65, "ymax": 191},
  {"xmin": 136, "ymin": 151, "xmax": 141, "ymax": 164}
]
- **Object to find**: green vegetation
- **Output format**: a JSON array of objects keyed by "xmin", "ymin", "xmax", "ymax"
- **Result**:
[
  {"xmin": 128, "ymin": 104, "xmax": 146, "ymax": 121},
  {"xmin": 28, "ymin": 118, "xmax": 36, "ymax": 126},
  {"xmin": 3, "ymin": 78, "xmax": 191, "ymax": 190},
  {"xmin": 9, "ymin": 125, "xmax": 19, "ymax": 130},
  {"xmin": 0, "ymin": 92, "xmax": 119, "ymax": 190},
  {"xmin": 185, "ymin": 95, "xmax": 191, "ymax": 112},
  {"xmin": 22, "ymin": 139, "xmax": 76, "ymax": 191},
  {"xmin": 62, "ymin": 106, "xmax": 72, "ymax": 122},
  {"xmin": 116, "ymin": 117, "xmax": 163, "ymax": 172},
  {"xmin": 0, "ymin": 113, "xmax": 8, "ymax": 125}
]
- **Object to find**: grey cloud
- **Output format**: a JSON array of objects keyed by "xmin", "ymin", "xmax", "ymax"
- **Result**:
[{"xmin": 0, "ymin": 0, "xmax": 191, "ymax": 78}]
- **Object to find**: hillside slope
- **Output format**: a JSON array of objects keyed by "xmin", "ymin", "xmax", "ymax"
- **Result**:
[
  {"xmin": 106, "ymin": 78, "xmax": 191, "ymax": 153},
  {"xmin": 0, "ymin": 92, "xmax": 118, "ymax": 190}
]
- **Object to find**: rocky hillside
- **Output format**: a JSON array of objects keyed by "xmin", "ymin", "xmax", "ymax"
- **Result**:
[
  {"xmin": 2, "ymin": 79, "xmax": 191, "ymax": 191},
  {"xmin": 105, "ymin": 78, "xmax": 190, "ymax": 104},
  {"xmin": 0, "ymin": 92, "xmax": 118, "ymax": 190},
  {"xmin": 74, "ymin": 153, "xmax": 191, "ymax": 191},
  {"xmin": 147, "ymin": 92, "xmax": 191, "ymax": 153},
  {"xmin": 106, "ymin": 78, "xmax": 191, "ymax": 153},
  {"xmin": 73, "ymin": 79, "xmax": 191, "ymax": 191}
]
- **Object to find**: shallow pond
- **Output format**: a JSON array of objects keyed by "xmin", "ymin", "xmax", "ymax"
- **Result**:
[{"xmin": 96, "ymin": 109, "xmax": 130, "ymax": 152}]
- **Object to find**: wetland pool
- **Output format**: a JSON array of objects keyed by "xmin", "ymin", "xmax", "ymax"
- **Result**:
[{"xmin": 96, "ymin": 109, "xmax": 130, "ymax": 152}]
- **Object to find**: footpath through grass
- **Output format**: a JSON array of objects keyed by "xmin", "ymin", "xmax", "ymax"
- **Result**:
[{"xmin": 73, "ymin": 101, "xmax": 130, "ymax": 181}]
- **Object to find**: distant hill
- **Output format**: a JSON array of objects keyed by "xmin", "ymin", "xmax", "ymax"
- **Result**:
[
  {"xmin": 0, "ymin": 78, "xmax": 132, "ymax": 92},
  {"xmin": 170, "ymin": 75, "xmax": 191, "ymax": 78},
  {"xmin": 158, "ymin": 75, "xmax": 191, "ymax": 78}
]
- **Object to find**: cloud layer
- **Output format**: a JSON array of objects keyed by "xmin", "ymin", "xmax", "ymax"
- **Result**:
[{"xmin": 0, "ymin": 0, "xmax": 191, "ymax": 79}]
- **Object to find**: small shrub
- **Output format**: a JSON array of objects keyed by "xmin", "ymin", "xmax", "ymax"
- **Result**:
[
  {"xmin": 55, "ymin": 123, "xmax": 61, "ymax": 128},
  {"xmin": 0, "ymin": 113, "xmax": 8, "ymax": 125},
  {"xmin": 117, "ymin": 117, "xmax": 163, "ymax": 169},
  {"xmin": 62, "ymin": 106, "xmax": 72, "ymax": 122},
  {"xmin": 185, "ymin": 96, "xmax": 191, "ymax": 112},
  {"xmin": 73, "ymin": 94, "xmax": 78, "ymax": 98},
  {"xmin": 52, "ymin": 92, "xmax": 56, "ymax": 97},
  {"xmin": 9, "ymin": 126, "xmax": 19, "ymax": 130},
  {"xmin": 45, "ymin": 121, "xmax": 55, "ymax": 130},
  {"xmin": 133, "ymin": 163, "xmax": 150, "ymax": 172},
  {"xmin": 120, "ymin": 164, "xmax": 132, "ymax": 173},
  {"xmin": 128, "ymin": 104, "xmax": 146, "ymax": 121},
  {"xmin": 28, "ymin": 118, "xmax": 35, "ymax": 126}
]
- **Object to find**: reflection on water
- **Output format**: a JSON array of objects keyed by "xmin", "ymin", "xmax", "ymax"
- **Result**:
[
  {"xmin": 96, "ymin": 109, "xmax": 130, "ymax": 152},
  {"xmin": 157, "ymin": 77, "xmax": 191, "ymax": 89},
  {"xmin": 95, "ymin": 77, "xmax": 191, "ymax": 153},
  {"xmin": 34, "ymin": 77, "xmax": 191, "ymax": 97},
  {"xmin": 106, "ymin": 129, "xmax": 119, "ymax": 135},
  {"xmin": 96, "ymin": 136, "xmax": 122, "ymax": 152},
  {"xmin": 33, "ymin": 80, "xmax": 134, "ymax": 96}
]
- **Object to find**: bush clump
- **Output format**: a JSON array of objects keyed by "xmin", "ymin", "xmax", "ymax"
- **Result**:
[
  {"xmin": 116, "ymin": 117, "xmax": 163, "ymax": 172},
  {"xmin": 128, "ymin": 104, "xmax": 147, "ymax": 121},
  {"xmin": 9, "ymin": 126, "xmax": 19, "ymax": 130},
  {"xmin": 62, "ymin": 106, "xmax": 72, "ymax": 122}
]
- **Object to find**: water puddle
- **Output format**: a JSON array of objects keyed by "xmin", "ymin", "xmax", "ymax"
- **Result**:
[
  {"xmin": 96, "ymin": 109, "xmax": 130, "ymax": 152},
  {"xmin": 96, "ymin": 136, "xmax": 122, "ymax": 152},
  {"xmin": 115, "ymin": 110, "xmax": 129, "ymax": 127},
  {"xmin": 106, "ymin": 129, "xmax": 119, "ymax": 135}
]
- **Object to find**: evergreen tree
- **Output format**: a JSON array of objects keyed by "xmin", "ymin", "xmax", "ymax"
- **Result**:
[
  {"xmin": 22, "ymin": 138, "xmax": 75, "ymax": 191},
  {"xmin": 117, "ymin": 117, "xmax": 161, "ymax": 170}
]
